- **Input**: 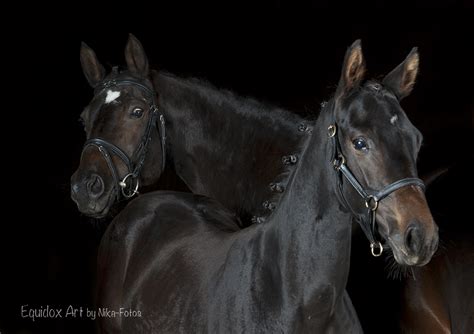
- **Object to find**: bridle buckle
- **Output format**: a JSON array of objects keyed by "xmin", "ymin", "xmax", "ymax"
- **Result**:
[
  {"xmin": 332, "ymin": 154, "xmax": 346, "ymax": 171},
  {"xmin": 370, "ymin": 241, "xmax": 383, "ymax": 257},
  {"xmin": 327, "ymin": 124, "xmax": 337, "ymax": 137},
  {"xmin": 119, "ymin": 173, "xmax": 140, "ymax": 198},
  {"xmin": 365, "ymin": 195, "xmax": 379, "ymax": 211}
]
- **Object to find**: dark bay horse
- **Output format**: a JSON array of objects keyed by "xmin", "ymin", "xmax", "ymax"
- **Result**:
[
  {"xmin": 97, "ymin": 40, "xmax": 439, "ymax": 333},
  {"xmin": 400, "ymin": 165, "xmax": 474, "ymax": 333},
  {"xmin": 71, "ymin": 34, "xmax": 306, "ymax": 226}
]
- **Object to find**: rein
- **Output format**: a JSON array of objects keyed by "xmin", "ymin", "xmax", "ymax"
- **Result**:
[
  {"xmin": 82, "ymin": 79, "xmax": 166, "ymax": 200},
  {"xmin": 327, "ymin": 123, "xmax": 425, "ymax": 256}
]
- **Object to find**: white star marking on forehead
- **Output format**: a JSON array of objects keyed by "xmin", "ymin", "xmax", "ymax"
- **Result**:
[
  {"xmin": 105, "ymin": 90, "xmax": 120, "ymax": 104},
  {"xmin": 390, "ymin": 115, "xmax": 398, "ymax": 125}
]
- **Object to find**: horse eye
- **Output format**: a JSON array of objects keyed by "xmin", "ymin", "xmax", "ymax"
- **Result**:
[
  {"xmin": 131, "ymin": 107, "xmax": 144, "ymax": 118},
  {"xmin": 78, "ymin": 117, "xmax": 85, "ymax": 127},
  {"xmin": 353, "ymin": 137, "xmax": 369, "ymax": 151}
]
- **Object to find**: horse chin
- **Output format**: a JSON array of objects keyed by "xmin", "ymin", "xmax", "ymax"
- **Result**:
[
  {"xmin": 76, "ymin": 190, "xmax": 114, "ymax": 219},
  {"xmin": 85, "ymin": 207, "xmax": 110, "ymax": 219}
]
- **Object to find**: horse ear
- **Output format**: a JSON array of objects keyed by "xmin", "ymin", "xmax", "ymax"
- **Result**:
[
  {"xmin": 336, "ymin": 39, "xmax": 366, "ymax": 98},
  {"xmin": 80, "ymin": 42, "xmax": 105, "ymax": 87},
  {"xmin": 125, "ymin": 34, "xmax": 149, "ymax": 76},
  {"xmin": 382, "ymin": 48, "xmax": 419, "ymax": 100}
]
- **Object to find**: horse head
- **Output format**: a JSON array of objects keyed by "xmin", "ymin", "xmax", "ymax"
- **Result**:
[
  {"xmin": 71, "ymin": 34, "xmax": 165, "ymax": 218},
  {"xmin": 330, "ymin": 40, "xmax": 438, "ymax": 266}
]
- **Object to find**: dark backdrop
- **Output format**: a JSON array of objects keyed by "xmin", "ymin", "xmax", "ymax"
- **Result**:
[{"xmin": 2, "ymin": 17, "xmax": 472, "ymax": 334}]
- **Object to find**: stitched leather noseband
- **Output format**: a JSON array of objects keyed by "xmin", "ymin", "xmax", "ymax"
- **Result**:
[
  {"xmin": 327, "ymin": 123, "xmax": 425, "ymax": 256},
  {"xmin": 82, "ymin": 79, "xmax": 166, "ymax": 201}
]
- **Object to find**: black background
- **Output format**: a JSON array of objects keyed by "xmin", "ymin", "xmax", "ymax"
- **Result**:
[{"xmin": 2, "ymin": 14, "xmax": 473, "ymax": 334}]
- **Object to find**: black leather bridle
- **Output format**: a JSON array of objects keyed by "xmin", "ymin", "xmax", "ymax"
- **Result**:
[
  {"xmin": 82, "ymin": 79, "xmax": 166, "ymax": 201},
  {"xmin": 327, "ymin": 123, "xmax": 425, "ymax": 256}
]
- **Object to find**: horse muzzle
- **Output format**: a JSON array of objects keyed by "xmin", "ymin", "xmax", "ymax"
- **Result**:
[
  {"xmin": 386, "ymin": 221, "xmax": 439, "ymax": 266},
  {"xmin": 71, "ymin": 171, "xmax": 113, "ymax": 218}
]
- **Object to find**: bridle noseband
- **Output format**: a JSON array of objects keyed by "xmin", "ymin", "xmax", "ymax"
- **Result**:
[
  {"xmin": 327, "ymin": 123, "xmax": 425, "ymax": 257},
  {"xmin": 82, "ymin": 79, "xmax": 166, "ymax": 201}
]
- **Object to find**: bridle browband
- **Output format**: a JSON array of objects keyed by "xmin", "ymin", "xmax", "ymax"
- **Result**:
[
  {"xmin": 82, "ymin": 78, "xmax": 166, "ymax": 201},
  {"xmin": 327, "ymin": 123, "xmax": 425, "ymax": 257}
]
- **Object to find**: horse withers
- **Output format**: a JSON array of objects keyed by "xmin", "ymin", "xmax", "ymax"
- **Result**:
[{"xmin": 96, "ymin": 40, "xmax": 439, "ymax": 333}]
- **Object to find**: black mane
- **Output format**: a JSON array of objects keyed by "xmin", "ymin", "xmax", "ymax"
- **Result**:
[
  {"xmin": 153, "ymin": 71, "xmax": 308, "ymax": 225},
  {"xmin": 155, "ymin": 71, "xmax": 304, "ymax": 124}
]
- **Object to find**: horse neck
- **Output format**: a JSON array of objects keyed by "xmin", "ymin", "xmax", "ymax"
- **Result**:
[
  {"xmin": 153, "ymin": 71, "xmax": 305, "ymax": 222},
  {"xmin": 261, "ymin": 105, "xmax": 353, "ymax": 305}
]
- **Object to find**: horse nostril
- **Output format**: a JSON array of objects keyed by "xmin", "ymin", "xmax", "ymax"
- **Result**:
[
  {"xmin": 405, "ymin": 225, "xmax": 423, "ymax": 255},
  {"xmin": 86, "ymin": 174, "xmax": 105, "ymax": 199}
]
